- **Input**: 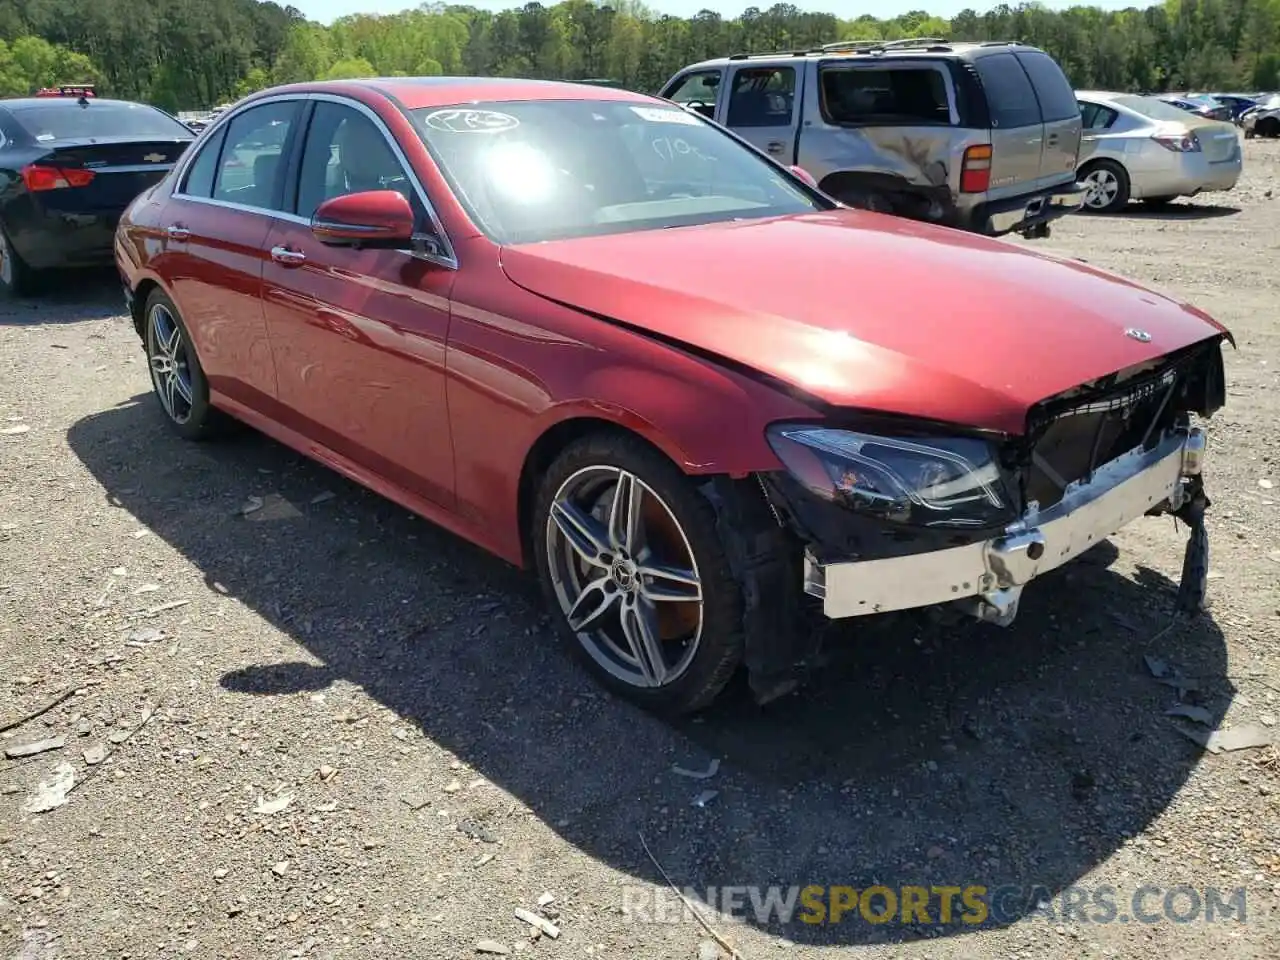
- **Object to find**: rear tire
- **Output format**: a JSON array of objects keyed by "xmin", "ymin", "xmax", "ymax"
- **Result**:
[
  {"xmin": 1080, "ymin": 160, "xmax": 1130, "ymax": 214},
  {"xmin": 1259, "ymin": 117, "xmax": 1280, "ymax": 138},
  {"xmin": 0, "ymin": 227, "xmax": 38, "ymax": 297},
  {"xmin": 532, "ymin": 431, "xmax": 744, "ymax": 716},
  {"xmin": 142, "ymin": 288, "xmax": 232, "ymax": 441}
]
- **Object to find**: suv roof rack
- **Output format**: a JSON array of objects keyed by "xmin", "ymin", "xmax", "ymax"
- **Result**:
[
  {"xmin": 723, "ymin": 37, "xmax": 1028, "ymax": 62},
  {"xmin": 821, "ymin": 38, "xmax": 949, "ymax": 53}
]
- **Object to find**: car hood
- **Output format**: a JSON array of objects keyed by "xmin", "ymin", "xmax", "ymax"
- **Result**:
[{"xmin": 499, "ymin": 212, "xmax": 1228, "ymax": 435}]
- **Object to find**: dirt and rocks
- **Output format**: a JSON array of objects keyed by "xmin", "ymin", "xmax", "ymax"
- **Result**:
[{"xmin": 1, "ymin": 140, "xmax": 1279, "ymax": 960}]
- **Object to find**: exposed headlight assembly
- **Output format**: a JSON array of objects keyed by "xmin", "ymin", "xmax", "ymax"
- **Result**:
[{"xmin": 766, "ymin": 425, "xmax": 1014, "ymax": 529}]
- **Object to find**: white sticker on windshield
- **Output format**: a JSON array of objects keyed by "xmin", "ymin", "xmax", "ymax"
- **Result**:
[
  {"xmin": 35, "ymin": 133, "xmax": 55, "ymax": 141},
  {"xmin": 630, "ymin": 105, "xmax": 700, "ymax": 126},
  {"xmin": 424, "ymin": 108, "xmax": 520, "ymax": 134}
]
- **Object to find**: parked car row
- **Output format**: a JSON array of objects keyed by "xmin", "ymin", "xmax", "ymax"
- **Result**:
[{"xmin": 111, "ymin": 75, "xmax": 1229, "ymax": 714}]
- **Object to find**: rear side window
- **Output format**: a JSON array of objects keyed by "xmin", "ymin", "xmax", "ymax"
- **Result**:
[
  {"xmin": 9, "ymin": 101, "xmax": 193, "ymax": 142},
  {"xmin": 821, "ymin": 66, "xmax": 952, "ymax": 125},
  {"xmin": 1016, "ymin": 52, "xmax": 1079, "ymax": 122},
  {"xmin": 1078, "ymin": 101, "xmax": 1118, "ymax": 130},
  {"xmin": 726, "ymin": 67, "xmax": 796, "ymax": 127},
  {"xmin": 180, "ymin": 127, "xmax": 226, "ymax": 198},
  {"xmin": 974, "ymin": 53, "xmax": 1040, "ymax": 129}
]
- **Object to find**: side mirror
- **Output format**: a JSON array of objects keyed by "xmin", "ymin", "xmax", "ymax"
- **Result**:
[
  {"xmin": 789, "ymin": 165, "xmax": 818, "ymax": 189},
  {"xmin": 311, "ymin": 190, "xmax": 415, "ymax": 248}
]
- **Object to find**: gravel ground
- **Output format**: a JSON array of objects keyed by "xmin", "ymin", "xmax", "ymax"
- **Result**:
[{"xmin": 2, "ymin": 140, "xmax": 1279, "ymax": 960}]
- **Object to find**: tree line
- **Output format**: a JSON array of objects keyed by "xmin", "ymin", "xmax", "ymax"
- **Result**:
[{"xmin": 0, "ymin": 0, "xmax": 1276, "ymax": 112}]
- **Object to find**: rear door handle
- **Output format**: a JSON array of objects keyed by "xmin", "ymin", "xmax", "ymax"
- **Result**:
[
  {"xmin": 766, "ymin": 140, "xmax": 785, "ymax": 154},
  {"xmin": 270, "ymin": 245, "xmax": 306, "ymax": 267},
  {"xmin": 165, "ymin": 225, "xmax": 189, "ymax": 241}
]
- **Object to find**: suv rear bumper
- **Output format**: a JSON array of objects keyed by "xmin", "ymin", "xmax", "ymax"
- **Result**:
[{"xmin": 971, "ymin": 182, "xmax": 1087, "ymax": 236}]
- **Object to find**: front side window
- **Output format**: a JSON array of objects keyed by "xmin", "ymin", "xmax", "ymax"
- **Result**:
[
  {"xmin": 294, "ymin": 101, "xmax": 415, "ymax": 219},
  {"xmin": 414, "ymin": 99, "xmax": 828, "ymax": 245},
  {"xmin": 662, "ymin": 71, "xmax": 722, "ymax": 109},
  {"xmin": 726, "ymin": 67, "xmax": 796, "ymax": 127},
  {"xmin": 212, "ymin": 100, "xmax": 299, "ymax": 211},
  {"xmin": 820, "ymin": 65, "xmax": 952, "ymax": 125}
]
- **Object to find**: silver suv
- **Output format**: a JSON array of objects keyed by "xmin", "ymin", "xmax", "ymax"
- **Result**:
[{"xmin": 659, "ymin": 39, "xmax": 1087, "ymax": 238}]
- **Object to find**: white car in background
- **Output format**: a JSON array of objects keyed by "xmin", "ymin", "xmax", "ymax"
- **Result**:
[{"xmin": 1074, "ymin": 91, "xmax": 1242, "ymax": 213}]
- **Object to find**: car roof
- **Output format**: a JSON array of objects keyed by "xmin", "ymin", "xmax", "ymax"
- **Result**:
[
  {"xmin": 255, "ymin": 77, "xmax": 657, "ymax": 111},
  {"xmin": 680, "ymin": 38, "xmax": 1048, "ymax": 71}
]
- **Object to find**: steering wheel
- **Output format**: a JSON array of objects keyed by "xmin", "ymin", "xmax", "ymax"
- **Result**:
[{"xmin": 682, "ymin": 100, "xmax": 715, "ymax": 119}]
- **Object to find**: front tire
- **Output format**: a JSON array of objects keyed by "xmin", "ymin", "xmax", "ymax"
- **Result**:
[
  {"xmin": 1258, "ymin": 117, "xmax": 1280, "ymax": 138},
  {"xmin": 1080, "ymin": 160, "xmax": 1130, "ymax": 213},
  {"xmin": 142, "ymin": 289, "xmax": 228, "ymax": 440},
  {"xmin": 532, "ymin": 432, "xmax": 744, "ymax": 716}
]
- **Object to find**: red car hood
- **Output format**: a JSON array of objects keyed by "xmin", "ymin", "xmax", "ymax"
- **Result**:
[{"xmin": 500, "ymin": 212, "xmax": 1228, "ymax": 434}]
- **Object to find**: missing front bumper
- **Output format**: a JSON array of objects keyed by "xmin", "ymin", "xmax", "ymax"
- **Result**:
[{"xmin": 804, "ymin": 426, "xmax": 1206, "ymax": 625}]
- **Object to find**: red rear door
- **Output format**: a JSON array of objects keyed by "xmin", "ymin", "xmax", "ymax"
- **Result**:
[
  {"xmin": 260, "ymin": 97, "xmax": 458, "ymax": 508},
  {"xmin": 157, "ymin": 99, "xmax": 304, "ymax": 412}
]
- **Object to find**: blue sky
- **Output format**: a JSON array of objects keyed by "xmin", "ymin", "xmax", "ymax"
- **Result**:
[{"xmin": 293, "ymin": 0, "xmax": 1137, "ymax": 25}]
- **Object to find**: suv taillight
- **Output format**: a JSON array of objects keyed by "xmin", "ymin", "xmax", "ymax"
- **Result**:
[
  {"xmin": 960, "ymin": 144, "xmax": 992, "ymax": 193},
  {"xmin": 22, "ymin": 164, "xmax": 95, "ymax": 191}
]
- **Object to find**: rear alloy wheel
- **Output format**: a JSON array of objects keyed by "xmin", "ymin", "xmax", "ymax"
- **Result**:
[
  {"xmin": 534, "ymin": 434, "xmax": 744, "ymax": 715},
  {"xmin": 143, "ymin": 289, "xmax": 228, "ymax": 440},
  {"xmin": 1080, "ymin": 160, "xmax": 1130, "ymax": 213},
  {"xmin": 0, "ymin": 228, "xmax": 37, "ymax": 297}
]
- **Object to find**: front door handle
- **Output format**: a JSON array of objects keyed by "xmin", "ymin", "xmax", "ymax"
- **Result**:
[
  {"xmin": 270, "ymin": 245, "xmax": 306, "ymax": 267},
  {"xmin": 766, "ymin": 140, "xmax": 785, "ymax": 154},
  {"xmin": 166, "ymin": 225, "xmax": 189, "ymax": 241}
]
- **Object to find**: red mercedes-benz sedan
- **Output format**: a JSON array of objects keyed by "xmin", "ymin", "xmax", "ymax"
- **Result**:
[{"xmin": 115, "ymin": 78, "xmax": 1230, "ymax": 715}]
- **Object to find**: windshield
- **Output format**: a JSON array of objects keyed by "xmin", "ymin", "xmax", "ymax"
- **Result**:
[
  {"xmin": 1261, "ymin": 94, "xmax": 1280, "ymax": 109},
  {"xmin": 411, "ymin": 99, "xmax": 826, "ymax": 244},
  {"xmin": 1113, "ymin": 95, "xmax": 1205, "ymax": 123},
  {"xmin": 10, "ymin": 101, "xmax": 192, "ymax": 142}
]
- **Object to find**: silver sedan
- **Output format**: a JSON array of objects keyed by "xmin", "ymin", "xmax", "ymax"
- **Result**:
[{"xmin": 1074, "ymin": 91, "xmax": 1242, "ymax": 213}]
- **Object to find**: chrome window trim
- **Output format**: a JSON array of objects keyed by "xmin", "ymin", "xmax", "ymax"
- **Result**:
[{"xmin": 171, "ymin": 91, "xmax": 458, "ymax": 270}]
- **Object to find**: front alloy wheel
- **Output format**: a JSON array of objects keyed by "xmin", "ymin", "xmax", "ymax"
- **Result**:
[
  {"xmin": 146, "ymin": 302, "xmax": 195, "ymax": 425},
  {"xmin": 534, "ymin": 434, "xmax": 744, "ymax": 715},
  {"xmin": 547, "ymin": 466, "xmax": 703, "ymax": 689},
  {"xmin": 140, "ymin": 289, "xmax": 228, "ymax": 440}
]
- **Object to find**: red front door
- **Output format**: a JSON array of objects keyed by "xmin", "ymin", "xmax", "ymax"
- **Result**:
[{"xmin": 259, "ymin": 98, "xmax": 458, "ymax": 509}]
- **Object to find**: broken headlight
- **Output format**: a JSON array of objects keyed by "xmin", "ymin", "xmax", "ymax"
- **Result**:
[{"xmin": 766, "ymin": 426, "xmax": 1014, "ymax": 529}]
